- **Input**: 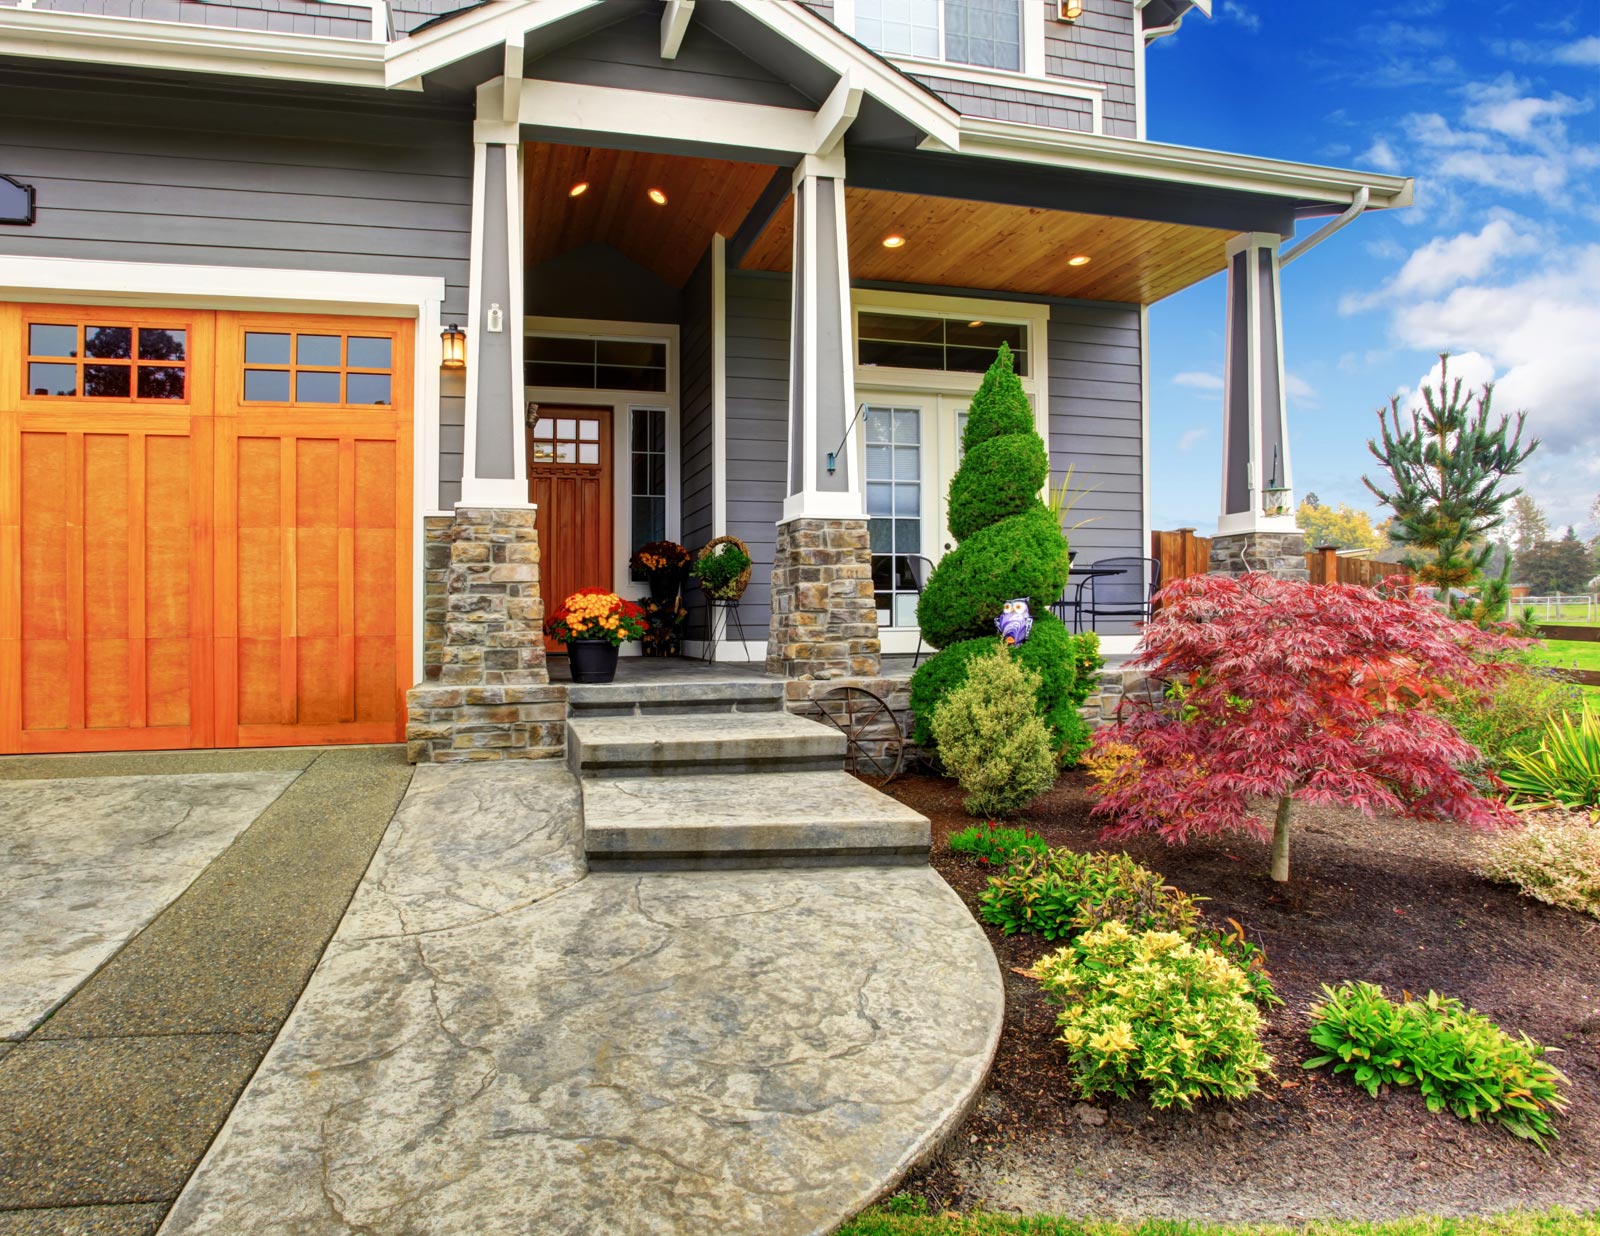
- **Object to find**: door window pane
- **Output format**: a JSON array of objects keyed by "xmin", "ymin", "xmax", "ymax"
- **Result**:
[
  {"xmin": 864, "ymin": 404, "xmax": 922, "ymax": 628},
  {"xmin": 628, "ymin": 407, "xmax": 668, "ymax": 578}
]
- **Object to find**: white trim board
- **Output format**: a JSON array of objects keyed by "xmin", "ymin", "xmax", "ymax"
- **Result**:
[{"xmin": 0, "ymin": 253, "xmax": 447, "ymax": 684}]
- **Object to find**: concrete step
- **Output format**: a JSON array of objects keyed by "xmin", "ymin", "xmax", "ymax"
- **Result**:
[
  {"xmin": 566, "ymin": 711, "xmax": 845, "ymax": 779},
  {"xmin": 565, "ymin": 678, "xmax": 786, "ymax": 718},
  {"xmin": 582, "ymin": 770, "xmax": 931, "ymax": 870}
]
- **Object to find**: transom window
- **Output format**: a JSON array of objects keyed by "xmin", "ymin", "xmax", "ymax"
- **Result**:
[
  {"xmin": 242, "ymin": 331, "xmax": 393, "ymax": 406},
  {"xmin": 25, "ymin": 320, "xmax": 189, "ymax": 401},
  {"xmin": 855, "ymin": 0, "xmax": 1023, "ymax": 72},
  {"xmin": 858, "ymin": 311, "xmax": 1028, "ymax": 376},
  {"xmin": 526, "ymin": 334, "xmax": 668, "ymax": 392},
  {"xmin": 865, "ymin": 405, "xmax": 924, "ymax": 628}
]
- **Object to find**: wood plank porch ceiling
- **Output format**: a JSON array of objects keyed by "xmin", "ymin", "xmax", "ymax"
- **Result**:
[
  {"xmin": 524, "ymin": 142, "xmax": 778, "ymax": 289},
  {"xmin": 739, "ymin": 187, "xmax": 1235, "ymax": 305}
]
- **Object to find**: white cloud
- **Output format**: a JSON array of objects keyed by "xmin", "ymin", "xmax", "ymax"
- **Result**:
[
  {"xmin": 1221, "ymin": 1, "xmax": 1260, "ymax": 32},
  {"xmin": 1553, "ymin": 36, "xmax": 1600, "ymax": 67},
  {"xmin": 1361, "ymin": 137, "xmax": 1402, "ymax": 172},
  {"xmin": 1285, "ymin": 372, "xmax": 1320, "ymax": 408},
  {"xmin": 1340, "ymin": 218, "xmax": 1541, "ymax": 312},
  {"xmin": 1460, "ymin": 75, "xmax": 1589, "ymax": 142},
  {"xmin": 1176, "ymin": 427, "xmax": 1209, "ymax": 453},
  {"xmin": 1173, "ymin": 371, "xmax": 1224, "ymax": 392}
]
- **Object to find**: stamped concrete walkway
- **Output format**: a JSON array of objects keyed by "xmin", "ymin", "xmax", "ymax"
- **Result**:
[{"xmin": 159, "ymin": 761, "xmax": 1004, "ymax": 1236}]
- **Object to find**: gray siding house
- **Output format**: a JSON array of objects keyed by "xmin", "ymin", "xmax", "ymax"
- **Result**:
[{"xmin": 0, "ymin": 0, "xmax": 1411, "ymax": 757}]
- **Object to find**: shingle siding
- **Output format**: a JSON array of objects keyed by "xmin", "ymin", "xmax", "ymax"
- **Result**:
[
  {"xmin": 906, "ymin": 71, "xmax": 1095, "ymax": 133},
  {"xmin": 1043, "ymin": 0, "xmax": 1139, "ymax": 136},
  {"xmin": 0, "ymin": 67, "xmax": 474, "ymax": 508},
  {"xmin": 0, "ymin": 0, "xmax": 373, "ymax": 39}
]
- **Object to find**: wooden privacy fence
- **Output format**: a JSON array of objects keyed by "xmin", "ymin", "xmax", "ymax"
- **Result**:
[
  {"xmin": 1304, "ymin": 546, "xmax": 1408, "ymax": 587},
  {"xmin": 1148, "ymin": 531, "xmax": 1409, "ymax": 597}
]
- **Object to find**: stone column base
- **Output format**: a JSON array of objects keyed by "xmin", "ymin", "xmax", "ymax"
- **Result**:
[
  {"xmin": 1208, "ymin": 530, "xmax": 1309, "ymax": 581},
  {"xmin": 765, "ymin": 517, "xmax": 881, "ymax": 680},
  {"xmin": 406, "ymin": 505, "xmax": 556, "ymax": 763}
]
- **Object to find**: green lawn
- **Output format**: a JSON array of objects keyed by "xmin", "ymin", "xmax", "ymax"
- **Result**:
[
  {"xmin": 1529, "ymin": 640, "xmax": 1600, "ymax": 674},
  {"xmin": 837, "ymin": 1208, "xmax": 1600, "ymax": 1236}
]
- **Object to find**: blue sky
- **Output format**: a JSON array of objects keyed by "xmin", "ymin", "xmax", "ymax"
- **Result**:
[{"xmin": 1143, "ymin": 0, "xmax": 1600, "ymax": 539}]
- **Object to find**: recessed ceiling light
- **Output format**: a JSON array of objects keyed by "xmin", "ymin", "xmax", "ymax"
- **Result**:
[
  {"xmin": 968, "ymin": 320, "xmax": 984, "ymax": 328},
  {"xmin": 568, "ymin": 181, "xmax": 589, "ymax": 197},
  {"xmin": 1067, "ymin": 253, "xmax": 1091, "ymax": 266},
  {"xmin": 648, "ymin": 187, "xmax": 668, "ymax": 205},
  {"xmin": 882, "ymin": 234, "xmax": 906, "ymax": 249}
]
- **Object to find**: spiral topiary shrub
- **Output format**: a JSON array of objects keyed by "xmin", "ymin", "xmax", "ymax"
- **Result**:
[{"xmin": 911, "ymin": 343, "xmax": 1092, "ymax": 762}]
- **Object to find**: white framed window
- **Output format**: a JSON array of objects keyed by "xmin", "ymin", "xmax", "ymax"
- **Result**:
[
  {"xmin": 855, "ymin": 0, "xmax": 1024, "ymax": 72},
  {"xmin": 865, "ymin": 405, "xmax": 927, "ymax": 628}
]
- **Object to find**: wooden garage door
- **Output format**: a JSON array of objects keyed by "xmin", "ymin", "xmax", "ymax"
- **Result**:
[{"xmin": 0, "ymin": 304, "xmax": 412, "ymax": 754}]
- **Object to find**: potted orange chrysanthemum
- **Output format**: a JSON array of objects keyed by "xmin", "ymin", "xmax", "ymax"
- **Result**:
[{"xmin": 544, "ymin": 588, "xmax": 646, "ymax": 683}]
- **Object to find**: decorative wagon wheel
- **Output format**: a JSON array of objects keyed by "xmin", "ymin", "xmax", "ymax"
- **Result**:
[{"xmin": 810, "ymin": 685, "xmax": 905, "ymax": 786}]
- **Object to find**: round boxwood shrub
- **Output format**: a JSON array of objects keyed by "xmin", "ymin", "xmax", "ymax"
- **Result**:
[{"xmin": 948, "ymin": 432, "xmax": 1049, "ymax": 543}]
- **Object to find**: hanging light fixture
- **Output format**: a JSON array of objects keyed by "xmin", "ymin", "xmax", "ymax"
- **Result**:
[{"xmin": 440, "ymin": 324, "xmax": 466, "ymax": 370}]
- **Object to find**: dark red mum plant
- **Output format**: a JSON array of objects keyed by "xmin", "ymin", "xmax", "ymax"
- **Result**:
[{"xmin": 1088, "ymin": 573, "xmax": 1522, "ymax": 882}]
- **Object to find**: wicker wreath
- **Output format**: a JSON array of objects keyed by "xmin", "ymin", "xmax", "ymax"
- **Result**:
[{"xmin": 694, "ymin": 535, "xmax": 752, "ymax": 602}]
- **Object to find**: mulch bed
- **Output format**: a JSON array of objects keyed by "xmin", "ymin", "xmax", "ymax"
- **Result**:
[{"xmin": 877, "ymin": 769, "xmax": 1600, "ymax": 1225}]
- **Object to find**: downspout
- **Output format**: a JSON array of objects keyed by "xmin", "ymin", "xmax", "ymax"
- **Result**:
[{"xmin": 1281, "ymin": 186, "xmax": 1370, "ymax": 266}]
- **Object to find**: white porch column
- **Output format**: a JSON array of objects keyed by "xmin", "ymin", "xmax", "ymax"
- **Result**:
[
  {"xmin": 1217, "ymin": 231, "xmax": 1295, "ymax": 536},
  {"xmin": 782, "ymin": 155, "xmax": 862, "ymax": 524},
  {"xmin": 459, "ymin": 139, "xmax": 529, "ymax": 508}
]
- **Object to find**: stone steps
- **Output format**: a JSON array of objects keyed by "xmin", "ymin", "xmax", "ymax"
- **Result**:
[
  {"xmin": 565, "ymin": 679, "xmax": 785, "ymax": 718},
  {"xmin": 566, "ymin": 710, "xmax": 845, "ymax": 779},
  {"xmin": 582, "ymin": 770, "xmax": 931, "ymax": 870}
]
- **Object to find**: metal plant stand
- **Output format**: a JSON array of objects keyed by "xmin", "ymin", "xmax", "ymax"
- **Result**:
[
  {"xmin": 701, "ymin": 598, "xmax": 750, "ymax": 665},
  {"xmin": 809, "ymin": 685, "xmax": 905, "ymax": 785}
]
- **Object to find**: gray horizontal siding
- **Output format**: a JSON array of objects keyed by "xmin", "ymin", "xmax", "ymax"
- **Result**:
[
  {"xmin": 1048, "ymin": 303, "xmax": 1146, "ymax": 636},
  {"xmin": 907, "ymin": 71, "xmax": 1094, "ymax": 133},
  {"xmin": 0, "ymin": 68, "xmax": 473, "ymax": 509},
  {"xmin": 0, "ymin": 0, "xmax": 372, "ymax": 38},
  {"xmin": 680, "ymin": 253, "xmax": 716, "ymax": 640},
  {"xmin": 723, "ymin": 270, "xmax": 791, "ymax": 637},
  {"xmin": 527, "ymin": 9, "xmax": 816, "ymax": 109},
  {"xmin": 1043, "ymin": 0, "xmax": 1137, "ymax": 137}
]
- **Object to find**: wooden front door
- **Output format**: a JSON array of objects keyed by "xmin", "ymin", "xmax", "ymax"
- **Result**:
[
  {"xmin": 0, "ymin": 303, "xmax": 412, "ymax": 754},
  {"xmin": 527, "ymin": 407, "xmax": 612, "ymax": 653}
]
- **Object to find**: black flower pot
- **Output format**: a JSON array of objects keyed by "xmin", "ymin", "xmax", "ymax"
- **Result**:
[
  {"xmin": 567, "ymin": 638, "xmax": 620, "ymax": 684},
  {"xmin": 647, "ymin": 567, "xmax": 683, "ymax": 605}
]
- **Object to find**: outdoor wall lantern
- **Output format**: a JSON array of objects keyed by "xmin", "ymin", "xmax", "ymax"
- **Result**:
[
  {"xmin": 440, "ymin": 324, "xmax": 466, "ymax": 370},
  {"xmin": 1057, "ymin": 0, "xmax": 1084, "ymax": 20},
  {"xmin": 0, "ymin": 174, "xmax": 36, "ymax": 226}
]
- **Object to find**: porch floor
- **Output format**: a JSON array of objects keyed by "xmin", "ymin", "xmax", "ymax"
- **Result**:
[{"xmin": 546, "ymin": 653, "xmax": 926, "ymax": 684}]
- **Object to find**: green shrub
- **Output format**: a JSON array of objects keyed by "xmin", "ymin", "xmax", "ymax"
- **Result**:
[
  {"xmin": 1304, "ymin": 981, "xmax": 1569, "ymax": 1147},
  {"xmin": 917, "ymin": 504, "xmax": 1072, "ymax": 649},
  {"xmin": 948, "ymin": 822, "xmax": 1049, "ymax": 867},
  {"xmin": 960, "ymin": 345, "xmax": 1036, "ymax": 449},
  {"xmin": 930, "ymin": 649, "xmax": 1058, "ymax": 817},
  {"xmin": 1498, "ymin": 706, "xmax": 1600, "ymax": 812},
  {"xmin": 948, "ymin": 432, "xmax": 1048, "ymax": 543},
  {"xmin": 1477, "ymin": 815, "xmax": 1600, "ymax": 919},
  {"xmin": 909, "ymin": 614, "xmax": 1098, "ymax": 759},
  {"xmin": 1440, "ymin": 664, "xmax": 1583, "ymax": 778},
  {"xmin": 695, "ymin": 541, "xmax": 750, "ymax": 596},
  {"xmin": 1033, "ymin": 922, "xmax": 1273, "ymax": 1110}
]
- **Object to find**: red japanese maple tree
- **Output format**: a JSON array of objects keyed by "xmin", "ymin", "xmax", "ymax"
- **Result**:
[{"xmin": 1089, "ymin": 573, "xmax": 1520, "ymax": 882}]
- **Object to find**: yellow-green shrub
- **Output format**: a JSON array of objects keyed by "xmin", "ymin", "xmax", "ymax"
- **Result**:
[
  {"xmin": 1477, "ymin": 815, "xmax": 1600, "ymax": 919},
  {"xmin": 1032, "ymin": 921, "xmax": 1273, "ymax": 1110},
  {"xmin": 930, "ymin": 648, "xmax": 1057, "ymax": 817}
]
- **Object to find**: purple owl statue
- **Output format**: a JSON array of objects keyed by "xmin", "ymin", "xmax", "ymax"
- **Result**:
[{"xmin": 996, "ymin": 598, "xmax": 1033, "ymax": 646}]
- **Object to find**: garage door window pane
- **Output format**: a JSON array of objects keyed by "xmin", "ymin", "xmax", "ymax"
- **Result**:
[
  {"xmin": 29, "ymin": 324, "xmax": 78, "ymax": 358},
  {"xmin": 346, "ymin": 372, "xmax": 392, "ymax": 405},
  {"xmin": 239, "ymin": 328, "xmax": 396, "ymax": 407},
  {"xmin": 246, "ymin": 333, "xmax": 291, "ymax": 364},
  {"xmin": 297, "ymin": 335, "xmax": 342, "ymax": 367},
  {"xmin": 24, "ymin": 315, "xmax": 192, "ymax": 403},
  {"xmin": 85, "ymin": 327, "xmax": 132, "ymax": 359},
  {"xmin": 137, "ymin": 367, "xmax": 186, "ymax": 400},
  {"xmin": 28, "ymin": 362, "xmax": 77, "ymax": 396},
  {"xmin": 295, "ymin": 371, "xmax": 341, "ymax": 403},
  {"xmin": 346, "ymin": 337, "xmax": 391, "ymax": 369},
  {"xmin": 84, "ymin": 365, "xmax": 131, "ymax": 398},
  {"xmin": 245, "ymin": 369, "xmax": 291, "ymax": 402},
  {"xmin": 138, "ymin": 329, "xmax": 186, "ymax": 361}
]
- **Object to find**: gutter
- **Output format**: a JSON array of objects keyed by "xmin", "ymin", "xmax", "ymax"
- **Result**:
[{"xmin": 1281, "ymin": 185, "xmax": 1370, "ymax": 265}]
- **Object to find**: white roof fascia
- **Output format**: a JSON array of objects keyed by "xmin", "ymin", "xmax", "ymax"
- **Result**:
[
  {"xmin": 384, "ymin": 0, "xmax": 600, "ymax": 89},
  {"xmin": 0, "ymin": 5, "xmax": 389, "ymax": 87},
  {"xmin": 723, "ymin": 0, "xmax": 962, "ymax": 152},
  {"xmin": 949, "ymin": 117, "xmax": 1414, "ymax": 208}
]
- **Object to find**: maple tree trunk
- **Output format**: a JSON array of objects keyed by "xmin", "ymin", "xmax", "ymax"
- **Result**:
[{"xmin": 1270, "ymin": 795, "xmax": 1294, "ymax": 883}]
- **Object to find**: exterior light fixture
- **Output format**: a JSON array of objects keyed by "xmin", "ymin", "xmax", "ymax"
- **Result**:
[
  {"xmin": 648, "ymin": 187, "xmax": 668, "ymax": 205},
  {"xmin": 568, "ymin": 181, "xmax": 589, "ymax": 197},
  {"xmin": 440, "ymin": 324, "xmax": 466, "ymax": 370},
  {"xmin": 968, "ymin": 320, "xmax": 984, "ymax": 328},
  {"xmin": 1058, "ymin": 0, "xmax": 1084, "ymax": 20},
  {"xmin": 1067, "ymin": 253, "xmax": 1092, "ymax": 266},
  {"xmin": 882, "ymin": 234, "xmax": 906, "ymax": 249}
]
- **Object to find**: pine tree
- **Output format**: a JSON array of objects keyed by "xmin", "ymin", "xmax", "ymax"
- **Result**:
[
  {"xmin": 1363, "ymin": 354, "xmax": 1537, "ymax": 622},
  {"xmin": 909, "ymin": 345, "xmax": 1091, "ymax": 759},
  {"xmin": 1508, "ymin": 495, "xmax": 1550, "ymax": 554}
]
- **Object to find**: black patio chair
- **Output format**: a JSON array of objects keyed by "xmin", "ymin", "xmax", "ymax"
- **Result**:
[{"xmin": 1075, "ymin": 556, "xmax": 1161, "ymax": 633}]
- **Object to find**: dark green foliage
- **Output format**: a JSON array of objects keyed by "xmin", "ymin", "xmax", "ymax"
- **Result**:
[
  {"xmin": 948, "ymin": 433, "xmax": 1049, "ymax": 543},
  {"xmin": 909, "ymin": 614, "xmax": 1095, "ymax": 759},
  {"xmin": 917, "ymin": 505, "xmax": 1070, "ymax": 648},
  {"xmin": 1517, "ymin": 528, "xmax": 1595, "ymax": 594},
  {"xmin": 1305, "ymin": 981, "xmax": 1569, "ymax": 1148},
  {"xmin": 1363, "ymin": 353, "xmax": 1538, "ymax": 622},
  {"xmin": 961, "ymin": 343, "xmax": 1035, "ymax": 451},
  {"xmin": 948, "ymin": 822, "xmax": 1049, "ymax": 868}
]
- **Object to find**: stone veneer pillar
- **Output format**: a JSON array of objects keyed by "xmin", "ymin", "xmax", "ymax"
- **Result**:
[
  {"xmin": 405, "ymin": 506, "xmax": 565, "ymax": 762},
  {"xmin": 765, "ymin": 517, "xmax": 881, "ymax": 680},
  {"xmin": 1208, "ymin": 529, "xmax": 1310, "ymax": 581}
]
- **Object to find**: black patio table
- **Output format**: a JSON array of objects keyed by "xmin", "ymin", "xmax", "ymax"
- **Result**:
[{"xmin": 1054, "ymin": 564, "xmax": 1132, "ymax": 632}]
